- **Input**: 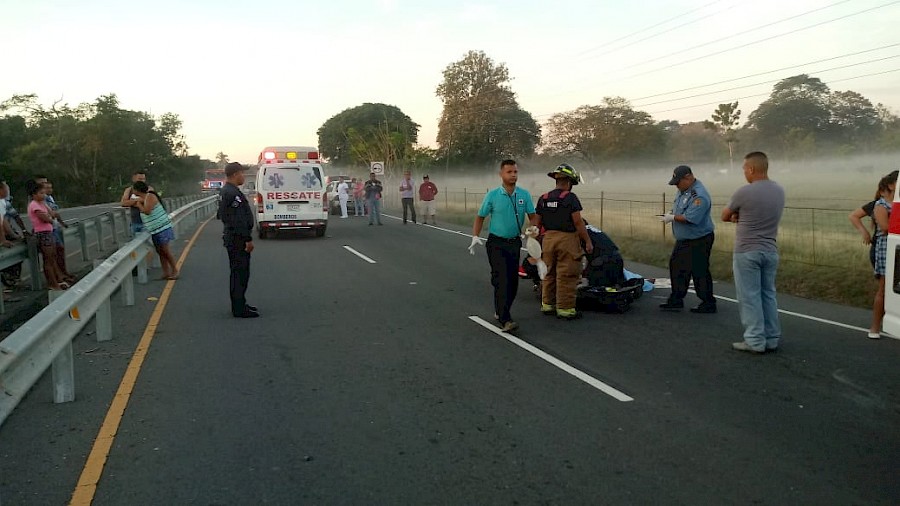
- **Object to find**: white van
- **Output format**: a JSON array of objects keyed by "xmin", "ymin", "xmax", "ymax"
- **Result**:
[{"xmin": 255, "ymin": 146, "xmax": 327, "ymax": 238}]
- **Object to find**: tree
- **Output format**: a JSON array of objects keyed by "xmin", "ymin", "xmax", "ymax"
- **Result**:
[
  {"xmin": 1, "ymin": 93, "xmax": 206, "ymax": 204},
  {"xmin": 543, "ymin": 97, "xmax": 665, "ymax": 165},
  {"xmin": 317, "ymin": 103, "xmax": 419, "ymax": 172},
  {"xmin": 829, "ymin": 90, "xmax": 881, "ymax": 151},
  {"xmin": 707, "ymin": 102, "xmax": 741, "ymax": 171},
  {"xmin": 669, "ymin": 122, "xmax": 723, "ymax": 163},
  {"xmin": 746, "ymin": 74, "xmax": 831, "ymax": 156},
  {"xmin": 435, "ymin": 50, "xmax": 540, "ymax": 167}
]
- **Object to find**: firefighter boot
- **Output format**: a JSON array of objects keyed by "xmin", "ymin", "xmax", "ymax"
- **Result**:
[{"xmin": 556, "ymin": 307, "xmax": 582, "ymax": 320}]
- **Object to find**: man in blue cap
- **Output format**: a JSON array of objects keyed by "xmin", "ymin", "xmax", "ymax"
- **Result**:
[{"xmin": 659, "ymin": 165, "xmax": 717, "ymax": 313}]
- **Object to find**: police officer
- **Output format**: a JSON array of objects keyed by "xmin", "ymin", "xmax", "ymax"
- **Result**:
[
  {"xmin": 219, "ymin": 162, "xmax": 259, "ymax": 318},
  {"xmin": 534, "ymin": 164, "xmax": 593, "ymax": 320},
  {"xmin": 659, "ymin": 165, "xmax": 717, "ymax": 313}
]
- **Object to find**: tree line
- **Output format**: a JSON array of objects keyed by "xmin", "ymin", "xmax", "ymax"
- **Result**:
[
  {"xmin": 319, "ymin": 50, "xmax": 900, "ymax": 173},
  {"xmin": 0, "ymin": 94, "xmax": 210, "ymax": 206}
]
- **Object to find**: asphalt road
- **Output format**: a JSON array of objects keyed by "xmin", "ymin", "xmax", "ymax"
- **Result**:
[{"xmin": 1, "ymin": 212, "xmax": 898, "ymax": 505}]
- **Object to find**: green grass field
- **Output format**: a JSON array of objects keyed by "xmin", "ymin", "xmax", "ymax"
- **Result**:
[{"xmin": 383, "ymin": 189, "xmax": 877, "ymax": 308}]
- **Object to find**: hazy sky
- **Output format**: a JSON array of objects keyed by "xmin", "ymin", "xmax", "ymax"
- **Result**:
[{"xmin": 3, "ymin": 0, "xmax": 899, "ymax": 164}]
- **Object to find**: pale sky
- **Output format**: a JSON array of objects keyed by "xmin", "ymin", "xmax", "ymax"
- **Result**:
[{"xmin": 3, "ymin": 0, "xmax": 899, "ymax": 164}]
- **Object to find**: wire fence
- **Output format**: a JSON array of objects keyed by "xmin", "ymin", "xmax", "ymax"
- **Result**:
[{"xmin": 383, "ymin": 187, "xmax": 869, "ymax": 269}]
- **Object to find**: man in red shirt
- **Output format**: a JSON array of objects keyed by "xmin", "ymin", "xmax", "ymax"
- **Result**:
[{"xmin": 418, "ymin": 175, "xmax": 439, "ymax": 225}]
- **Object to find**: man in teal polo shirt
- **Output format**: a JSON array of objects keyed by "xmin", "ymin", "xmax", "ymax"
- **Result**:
[{"xmin": 470, "ymin": 159, "xmax": 537, "ymax": 332}]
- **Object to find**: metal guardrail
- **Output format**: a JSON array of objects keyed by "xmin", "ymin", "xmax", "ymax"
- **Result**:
[
  {"xmin": 0, "ymin": 195, "xmax": 205, "ymax": 314},
  {"xmin": 0, "ymin": 195, "xmax": 218, "ymax": 427}
]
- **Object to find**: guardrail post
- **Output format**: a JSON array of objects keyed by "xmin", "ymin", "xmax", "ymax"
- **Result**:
[
  {"xmin": 137, "ymin": 254, "xmax": 148, "ymax": 284},
  {"xmin": 26, "ymin": 235, "xmax": 43, "ymax": 291},
  {"xmin": 92, "ymin": 260, "xmax": 113, "ymax": 342},
  {"xmin": 149, "ymin": 245, "xmax": 160, "ymax": 268},
  {"xmin": 48, "ymin": 290, "xmax": 75, "ymax": 403},
  {"xmin": 78, "ymin": 221, "xmax": 90, "ymax": 261},
  {"xmin": 94, "ymin": 216, "xmax": 105, "ymax": 253},
  {"xmin": 109, "ymin": 212, "xmax": 120, "ymax": 248},
  {"xmin": 122, "ymin": 268, "xmax": 135, "ymax": 306}
]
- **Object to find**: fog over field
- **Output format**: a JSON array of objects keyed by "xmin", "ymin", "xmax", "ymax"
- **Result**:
[{"xmin": 387, "ymin": 152, "xmax": 900, "ymax": 210}]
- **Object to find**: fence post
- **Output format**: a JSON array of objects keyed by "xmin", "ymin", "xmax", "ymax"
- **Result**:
[
  {"xmin": 464, "ymin": 188, "xmax": 467, "ymax": 212},
  {"xmin": 662, "ymin": 192, "xmax": 668, "ymax": 241},
  {"xmin": 78, "ymin": 221, "xmax": 90, "ymax": 261},
  {"xmin": 444, "ymin": 188, "xmax": 448, "ymax": 210},
  {"xmin": 48, "ymin": 290, "xmax": 75, "ymax": 403},
  {"xmin": 94, "ymin": 216, "xmax": 105, "ymax": 253},
  {"xmin": 600, "ymin": 191, "xmax": 604, "ymax": 229},
  {"xmin": 811, "ymin": 208, "xmax": 817, "ymax": 265},
  {"xmin": 629, "ymin": 200, "xmax": 634, "ymax": 238},
  {"xmin": 26, "ymin": 235, "xmax": 42, "ymax": 291}
]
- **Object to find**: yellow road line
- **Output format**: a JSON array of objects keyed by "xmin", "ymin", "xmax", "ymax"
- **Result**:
[{"xmin": 69, "ymin": 216, "xmax": 214, "ymax": 506}]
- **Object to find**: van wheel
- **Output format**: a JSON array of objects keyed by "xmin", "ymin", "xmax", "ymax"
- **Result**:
[{"xmin": 315, "ymin": 227, "xmax": 326, "ymax": 237}]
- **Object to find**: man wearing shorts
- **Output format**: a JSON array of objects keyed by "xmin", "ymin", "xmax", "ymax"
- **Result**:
[{"xmin": 419, "ymin": 175, "xmax": 438, "ymax": 225}]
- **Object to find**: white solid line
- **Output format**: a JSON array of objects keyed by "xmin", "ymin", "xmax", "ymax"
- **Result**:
[
  {"xmin": 384, "ymin": 212, "xmax": 882, "ymax": 339},
  {"xmin": 343, "ymin": 245, "xmax": 377, "ymax": 264},
  {"xmin": 468, "ymin": 315, "xmax": 634, "ymax": 402},
  {"xmin": 707, "ymin": 293, "xmax": 876, "ymax": 335}
]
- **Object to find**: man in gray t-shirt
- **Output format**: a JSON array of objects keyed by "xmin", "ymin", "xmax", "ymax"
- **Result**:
[{"xmin": 722, "ymin": 151, "xmax": 785, "ymax": 354}]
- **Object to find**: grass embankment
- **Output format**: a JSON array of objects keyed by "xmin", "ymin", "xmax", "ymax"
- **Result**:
[{"xmin": 395, "ymin": 205, "xmax": 876, "ymax": 309}]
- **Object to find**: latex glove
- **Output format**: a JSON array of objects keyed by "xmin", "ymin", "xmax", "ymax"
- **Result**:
[
  {"xmin": 536, "ymin": 260, "xmax": 548, "ymax": 280},
  {"xmin": 524, "ymin": 225, "xmax": 540, "ymax": 238},
  {"xmin": 659, "ymin": 213, "xmax": 675, "ymax": 223},
  {"xmin": 468, "ymin": 235, "xmax": 485, "ymax": 255}
]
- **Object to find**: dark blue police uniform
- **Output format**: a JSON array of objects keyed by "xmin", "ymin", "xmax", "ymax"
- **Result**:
[{"xmin": 219, "ymin": 182, "xmax": 257, "ymax": 317}]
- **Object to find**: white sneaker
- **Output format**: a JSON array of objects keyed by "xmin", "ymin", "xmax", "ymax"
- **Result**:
[{"xmin": 867, "ymin": 331, "xmax": 881, "ymax": 339}]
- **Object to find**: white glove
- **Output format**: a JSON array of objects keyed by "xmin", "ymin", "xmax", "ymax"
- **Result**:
[
  {"xmin": 536, "ymin": 260, "xmax": 548, "ymax": 280},
  {"xmin": 659, "ymin": 213, "xmax": 675, "ymax": 223},
  {"xmin": 468, "ymin": 235, "xmax": 485, "ymax": 255},
  {"xmin": 524, "ymin": 225, "xmax": 540, "ymax": 238}
]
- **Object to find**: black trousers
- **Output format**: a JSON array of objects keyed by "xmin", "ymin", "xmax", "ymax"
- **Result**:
[
  {"xmin": 668, "ymin": 232, "xmax": 715, "ymax": 306},
  {"xmin": 402, "ymin": 198, "xmax": 416, "ymax": 223},
  {"xmin": 225, "ymin": 236, "xmax": 251, "ymax": 316},
  {"xmin": 486, "ymin": 234, "xmax": 522, "ymax": 323}
]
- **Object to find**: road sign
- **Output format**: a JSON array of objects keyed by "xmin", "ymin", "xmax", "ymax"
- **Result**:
[{"xmin": 370, "ymin": 162, "xmax": 384, "ymax": 175}]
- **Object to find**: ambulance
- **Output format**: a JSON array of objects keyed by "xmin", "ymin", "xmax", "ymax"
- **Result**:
[
  {"xmin": 255, "ymin": 146, "xmax": 327, "ymax": 239},
  {"xmin": 883, "ymin": 186, "xmax": 900, "ymax": 334}
]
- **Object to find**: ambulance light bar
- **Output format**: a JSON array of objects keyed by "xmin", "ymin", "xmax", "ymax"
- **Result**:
[{"xmin": 261, "ymin": 150, "xmax": 320, "ymax": 164}]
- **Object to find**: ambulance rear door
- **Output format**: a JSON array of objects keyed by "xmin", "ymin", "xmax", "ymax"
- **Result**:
[
  {"xmin": 258, "ymin": 164, "xmax": 325, "ymax": 225},
  {"xmin": 883, "ymin": 184, "xmax": 900, "ymax": 336}
]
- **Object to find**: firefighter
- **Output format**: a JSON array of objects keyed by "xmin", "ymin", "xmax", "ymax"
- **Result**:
[{"xmin": 534, "ymin": 164, "xmax": 593, "ymax": 320}]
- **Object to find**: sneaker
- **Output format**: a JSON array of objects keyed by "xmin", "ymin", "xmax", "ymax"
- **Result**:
[
  {"xmin": 518, "ymin": 266, "xmax": 528, "ymax": 278},
  {"xmin": 659, "ymin": 301, "xmax": 684, "ymax": 311},
  {"xmin": 494, "ymin": 313, "xmax": 499, "ymax": 320},
  {"xmin": 732, "ymin": 341, "xmax": 765, "ymax": 354},
  {"xmin": 556, "ymin": 308, "xmax": 581, "ymax": 320},
  {"xmin": 867, "ymin": 332, "xmax": 881, "ymax": 339},
  {"xmin": 501, "ymin": 320, "xmax": 519, "ymax": 332},
  {"xmin": 541, "ymin": 303, "xmax": 556, "ymax": 315},
  {"xmin": 690, "ymin": 304, "xmax": 717, "ymax": 314}
]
